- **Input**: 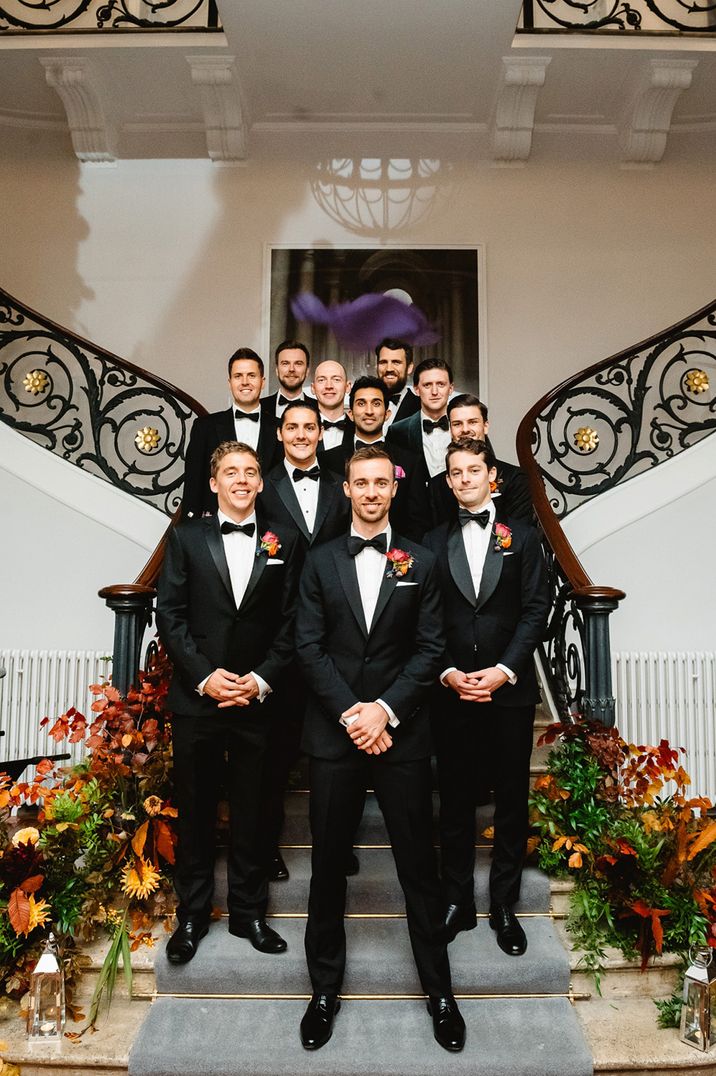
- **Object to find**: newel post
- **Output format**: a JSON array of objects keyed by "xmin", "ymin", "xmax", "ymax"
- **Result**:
[
  {"xmin": 98, "ymin": 584, "xmax": 156, "ymax": 696},
  {"xmin": 572, "ymin": 586, "xmax": 626, "ymax": 727}
]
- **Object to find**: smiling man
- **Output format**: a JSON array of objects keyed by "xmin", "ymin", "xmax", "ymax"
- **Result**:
[
  {"xmin": 295, "ymin": 445, "xmax": 465, "ymax": 1054},
  {"xmin": 311, "ymin": 359, "xmax": 352, "ymax": 451},
  {"xmin": 375, "ymin": 338, "xmax": 419, "ymax": 428},
  {"xmin": 261, "ymin": 340, "xmax": 311, "ymax": 419},
  {"xmin": 158, "ymin": 441, "xmax": 299, "ymax": 965},
  {"xmin": 386, "ymin": 357, "xmax": 454, "ymax": 478}
]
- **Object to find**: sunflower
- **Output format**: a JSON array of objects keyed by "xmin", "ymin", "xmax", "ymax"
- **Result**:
[{"xmin": 121, "ymin": 857, "xmax": 161, "ymax": 900}]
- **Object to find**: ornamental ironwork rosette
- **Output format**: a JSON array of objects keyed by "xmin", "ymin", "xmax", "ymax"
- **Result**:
[{"xmin": 0, "ymin": 289, "xmax": 204, "ymax": 515}]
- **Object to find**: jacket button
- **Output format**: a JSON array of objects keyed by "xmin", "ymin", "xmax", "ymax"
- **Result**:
[{"xmin": 364, "ymin": 657, "xmax": 371, "ymax": 664}]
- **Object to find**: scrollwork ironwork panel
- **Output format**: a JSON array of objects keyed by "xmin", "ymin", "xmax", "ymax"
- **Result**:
[
  {"xmin": 539, "ymin": 533, "xmax": 587, "ymax": 719},
  {"xmin": 0, "ymin": 0, "xmax": 220, "ymax": 32},
  {"xmin": 532, "ymin": 308, "xmax": 716, "ymax": 518},
  {"xmin": 519, "ymin": 0, "xmax": 716, "ymax": 33},
  {"xmin": 0, "ymin": 291, "xmax": 203, "ymax": 516}
]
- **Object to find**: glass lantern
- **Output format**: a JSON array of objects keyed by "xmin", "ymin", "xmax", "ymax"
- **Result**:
[
  {"xmin": 27, "ymin": 933, "xmax": 65, "ymax": 1040},
  {"xmin": 680, "ymin": 946, "xmax": 716, "ymax": 1051}
]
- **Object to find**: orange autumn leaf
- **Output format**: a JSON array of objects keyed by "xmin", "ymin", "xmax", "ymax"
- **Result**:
[
  {"xmin": 687, "ymin": 820, "xmax": 716, "ymax": 861},
  {"xmin": 35, "ymin": 759, "xmax": 54, "ymax": 776},
  {"xmin": 159, "ymin": 805, "xmax": 178, "ymax": 818},
  {"xmin": 121, "ymin": 734, "xmax": 133, "ymax": 748},
  {"xmin": 155, "ymin": 820, "xmax": 176, "ymax": 865},
  {"xmin": 132, "ymin": 821, "xmax": 149, "ymax": 857},
  {"xmin": 20, "ymin": 874, "xmax": 44, "ymax": 894},
  {"xmin": 568, "ymin": 851, "xmax": 583, "ymax": 868},
  {"xmin": 0, "ymin": 789, "xmax": 9, "ymax": 809},
  {"xmin": 8, "ymin": 887, "xmax": 30, "ymax": 935}
]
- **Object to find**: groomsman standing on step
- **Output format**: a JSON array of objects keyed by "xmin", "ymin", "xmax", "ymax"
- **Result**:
[
  {"xmin": 375, "ymin": 338, "xmax": 420, "ymax": 429},
  {"xmin": 311, "ymin": 359, "xmax": 352, "ymax": 451},
  {"xmin": 386, "ymin": 358, "xmax": 454, "ymax": 479},
  {"xmin": 260, "ymin": 340, "xmax": 310, "ymax": 420},
  {"xmin": 157, "ymin": 441, "xmax": 299, "ymax": 965},
  {"xmin": 295, "ymin": 445, "xmax": 465, "ymax": 1053},
  {"xmin": 423, "ymin": 438, "xmax": 548, "ymax": 958}
]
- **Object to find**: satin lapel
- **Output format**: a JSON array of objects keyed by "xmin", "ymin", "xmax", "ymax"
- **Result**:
[
  {"xmin": 369, "ymin": 569, "xmax": 400, "ymax": 635},
  {"xmin": 409, "ymin": 411, "xmax": 422, "ymax": 453},
  {"xmin": 238, "ymin": 534, "xmax": 268, "ymax": 613},
  {"xmin": 476, "ymin": 533, "xmax": 504, "ymax": 611},
  {"xmin": 273, "ymin": 470, "xmax": 310, "ymax": 540},
  {"xmin": 205, "ymin": 518, "xmax": 235, "ymax": 605},
  {"xmin": 217, "ymin": 408, "xmax": 235, "ymax": 439},
  {"xmin": 447, "ymin": 523, "xmax": 477, "ymax": 607},
  {"xmin": 334, "ymin": 544, "xmax": 368, "ymax": 638}
]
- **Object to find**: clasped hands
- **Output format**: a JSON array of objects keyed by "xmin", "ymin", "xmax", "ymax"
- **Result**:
[
  {"xmin": 444, "ymin": 666, "xmax": 508, "ymax": 703},
  {"xmin": 204, "ymin": 668, "xmax": 260, "ymax": 708},
  {"xmin": 341, "ymin": 701, "xmax": 392, "ymax": 755}
]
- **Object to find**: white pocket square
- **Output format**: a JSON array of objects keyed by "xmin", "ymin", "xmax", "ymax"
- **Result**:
[
  {"xmin": 396, "ymin": 581, "xmax": 418, "ymax": 587},
  {"xmin": 502, "ymin": 551, "xmax": 515, "ymax": 557},
  {"xmin": 266, "ymin": 558, "xmax": 284, "ymax": 565}
]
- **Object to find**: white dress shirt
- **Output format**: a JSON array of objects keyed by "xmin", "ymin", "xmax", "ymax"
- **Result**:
[
  {"xmin": 284, "ymin": 457, "xmax": 319, "ymax": 534},
  {"xmin": 274, "ymin": 390, "xmax": 305, "ymax": 418},
  {"xmin": 383, "ymin": 386, "xmax": 412, "ymax": 430},
  {"xmin": 319, "ymin": 412, "xmax": 347, "ymax": 451},
  {"xmin": 420, "ymin": 410, "xmax": 451, "ymax": 477},
  {"xmin": 233, "ymin": 406, "xmax": 261, "ymax": 450}
]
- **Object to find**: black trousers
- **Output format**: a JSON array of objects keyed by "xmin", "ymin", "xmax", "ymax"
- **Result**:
[
  {"xmin": 258, "ymin": 679, "xmax": 305, "ymax": 861},
  {"xmin": 434, "ymin": 699, "xmax": 535, "ymax": 908},
  {"xmin": 305, "ymin": 752, "xmax": 451, "ymax": 997},
  {"xmin": 171, "ymin": 707, "xmax": 270, "ymax": 924}
]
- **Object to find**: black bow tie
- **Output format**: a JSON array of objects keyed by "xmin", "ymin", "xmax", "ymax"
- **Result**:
[
  {"xmin": 458, "ymin": 508, "xmax": 490, "ymax": 529},
  {"xmin": 348, "ymin": 534, "xmax": 388, "ymax": 557},
  {"xmin": 278, "ymin": 393, "xmax": 302, "ymax": 408},
  {"xmin": 355, "ymin": 439, "xmax": 384, "ymax": 449},
  {"xmin": 235, "ymin": 409, "xmax": 260, "ymax": 422},
  {"xmin": 322, "ymin": 418, "xmax": 346, "ymax": 431},
  {"xmin": 220, "ymin": 520, "xmax": 256, "ymax": 537},
  {"xmin": 422, "ymin": 415, "xmax": 449, "ymax": 434},
  {"xmin": 293, "ymin": 465, "xmax": 320, "ymax": 482},
  {"xmin": 389, "ymin": 392, "xmax": 403, "ymax": 407}
]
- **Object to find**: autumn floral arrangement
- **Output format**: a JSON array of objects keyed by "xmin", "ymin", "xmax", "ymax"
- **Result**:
[
  {"xmin": 530, "ymin": 719, "xmax": 716, "ymax": 1021},
  {"xmin": 0, "ymin": 646, "xmax": 177, "ymax": 1028}
]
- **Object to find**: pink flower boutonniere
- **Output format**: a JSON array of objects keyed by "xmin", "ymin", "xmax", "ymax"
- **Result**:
[
  {"xmin": 395, "ymin": 465, "xmax": 406, "ymax": 480},
  {"xmin": 385, "ymin": 547, "xmax": 415, "ymax": 578},
  {"xmin": 494, "ymin": 523, "xmax": 512, "ymax": 552},
  {"xmin": 258, "ymin": 530, "xmax": 281, "ymax": 558}
]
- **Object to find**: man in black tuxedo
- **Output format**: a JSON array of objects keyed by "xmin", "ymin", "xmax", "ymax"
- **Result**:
[
  {"xmin": 321, "ymin": 376, "xmax": 431, "ymax": 541},
  {"xmin": 386, "ymin": 358, "xmax": 453, "ymax": 480},
  {"xmin": 257, "ymin": 399, "xmax": 350, "ymax": 879},
  {"xmin": 375, "ymin": 338, "xmax": 420, "ymax": 429},
  {"xmin": 157, "ymin": 441, "xmax": 299, "ymax": 964},
  {"xmin": 260, "ymin": 339, "xmax": 310, "ymax": 420},
  {"xmin": 428, "ymin": 394, "xmax": 534, "ymax": 528},
  {"xmin": 311, "ymin": 359, "xmax": 353, "ymax": 452},
  {"xmin": 182, "ymin": 348, "xmax": 282, "ymax": 518},
  {"xmin": 295, "ymin": 445, "xmax": 465, "ymax": 1053},
  {"xmin": 423, "ymin": 439, "xmax": 548, "ymax": 958}
]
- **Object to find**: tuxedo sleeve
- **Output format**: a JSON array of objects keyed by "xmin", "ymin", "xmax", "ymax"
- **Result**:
[
  {"xmin": 182, "ymin": 415, "xmax": 211, "ymax": 518},
  {"xmin": 498, "ymin": 526, "xmax": 549, "ymax": 677},
  {"xmin": 252, "ymin": 533, "xmax": 300, "ymax": 689},
  {"xmin": 500, "ymin": 465, "xmax": 535, "ymax": 525},
  {"xmin": 156, "ymin": 528, "xmax": 214, "ymax": 690}
]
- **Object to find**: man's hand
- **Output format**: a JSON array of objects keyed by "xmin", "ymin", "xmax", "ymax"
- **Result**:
[
  {"xmin": 458, "ymin": 666, "xmax": 509, "ymax": 703},
  {"xmin": 342, "ymin": 701, "xmax": 390, "ymax": 751},
  {"xmin": 203, "ymin": 668, "xmax": 252, "ymax": 708}
]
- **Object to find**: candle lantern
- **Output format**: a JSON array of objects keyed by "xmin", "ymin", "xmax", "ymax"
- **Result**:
[
  {"xmin": 680, "ymin": 946, "xmax": 716, "ymax": 1051},
  {"xmin": 27, "ymin": 933, "xmax": 65, "ymax": 1040}
]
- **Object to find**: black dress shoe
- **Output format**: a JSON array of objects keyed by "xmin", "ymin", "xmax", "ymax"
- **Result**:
[
  {"xmin": 427, "ymin": 995, "xmax": 466, "ymax": 1052},
  {"xmin": 345, "ymin": 852, "xmax": 360, "ymax": 876},
  {"xmin": 300, "ymin": 993, "xmax": 340, "ymax": 1050},
  {"xmin": 489, "ymin": 903, "xmax": 527, "ymax": 956},
  {"xmin": 228, "ymin": 918, "xmax": 287, "ymax": 953},
  {"xmin": 442, "ymin": 902, "xmax": 477, "ymax": 942},
  {"xmin": 166, "ymin": 919, "xmax": 208, "ymax": 965},
  {"xmin": 267, "ymin": 852, "xmax": 289, "ymax": 881}
]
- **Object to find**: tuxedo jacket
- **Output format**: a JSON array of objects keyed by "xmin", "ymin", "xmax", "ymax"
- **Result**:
[
  {"xmin": 156, "ymin": 512, "xmax": 299, "ymax": 718},
  {"xmin": 182, "ymin": 408, "xmax": 282, "ymax": 518},
  {"xmin": 260, "ymin": 391, "xmax": 308, "ymax": 418},
  {"xmin": 321, "ymin": 434, "xmax": 431, "ymax": 541},
  {"xmin": 428, "ymin": 457, "xmax": 534, "ymax": 529},
  {"xmin": 422, "ymin": 513, "xmax": 548, "ymax": 709},
  {"xmin": 385, "ymin": 409, "xmax": 425, "ymax": 457},
  {"xmin": 388, "ymin": 389, "xmax": 420, "ymax": 425},
  {"xmin": 296, "ymin": 533, "xmax": 445, "ymax": 762},
  {"xmin": 258, "ymin": 462, "xmax": 350, "ymax": 553}
]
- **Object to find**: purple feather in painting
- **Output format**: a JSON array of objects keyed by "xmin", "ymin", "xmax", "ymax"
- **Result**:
[{"xmin": 290, "ymin": 292, "xmax": 440, "ymax": 351}]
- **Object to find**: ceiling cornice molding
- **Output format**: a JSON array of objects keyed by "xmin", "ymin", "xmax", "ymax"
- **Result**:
[
  {"xmin": 619, "ymin": 58, "xmax": 699, "ymax": 166},
  {"xmin": 39, "ymin": 55, "xmax": 115, "ymax": 163},
  {"xmin": 492, "ymin": 55, "xmax": 551, "ymax": 165},
  {"xmin": 187, "ymin": 54, "xmax": 248, "ymax": 163}
]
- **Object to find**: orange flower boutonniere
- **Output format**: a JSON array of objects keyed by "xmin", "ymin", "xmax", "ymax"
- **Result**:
[
  {"xmin": 494, "ymin": 523, "xmax": 512, "ymax": 551},
  {"xmin": 385, "ymin": 548, "xmax": 415, "ymax": 578},
  {"xmin": 258, "ymin": 530, "xmax": 281, "ymax": 557}
]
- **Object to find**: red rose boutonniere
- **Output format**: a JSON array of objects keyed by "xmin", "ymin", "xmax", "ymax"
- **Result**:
[
  {"xmin": 494, "ymin": 523, "xmax": 512, "ymax": 551},
  {"xmin": 385, "ymin": 548, "xmax": 415, "ymax": 578},
  {"xmin": 258, "ymin": 530, "xmax": 281, "ymax": 557}
]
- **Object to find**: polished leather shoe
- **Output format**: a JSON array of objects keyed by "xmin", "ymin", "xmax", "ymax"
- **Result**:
[
  {"xmin": 166, "ymin": 919, "xmax": 208, "ymax": 965},
  {"xmin": 267, "ymin": 852, "xmax": 289, "ymax": 881},
  {"xmin": 229, "ymin": 918, "xmax": 287, "ymax": 953},
  {"xmin": 345, "ymin": 852, "xmax": 360, "ymax": 876},
  {"xmin": 300, "ymin": 993, "xmax": 340, "ymax": 1050},
  {"xmin": 489, "ymin": 903, "xmax": 527, "ymax": 956},
  {"xmin": 442, "ymin": 902, "xmax": 477, "ymax": 943},
  {"xmin": 427, "ymin": 995, "xmax": 466, "ymax": 1052}
]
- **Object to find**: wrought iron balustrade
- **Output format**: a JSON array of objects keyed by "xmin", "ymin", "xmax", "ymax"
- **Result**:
[
  {"xmin": 517, "ymin": 298, "xmax": 716, "ymax": 725},
  {"xmin": 519, "ymin": 0, "xmax": 716, "ymax": 34},
  {"xmin": 0, "ymin": 0, "xmax": 220, "ymax": 33}
]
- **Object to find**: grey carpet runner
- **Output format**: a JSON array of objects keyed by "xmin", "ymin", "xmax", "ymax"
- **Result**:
[{"xmin": 129, "ymin": 792, "xmax": 593, "ymax": 1076}]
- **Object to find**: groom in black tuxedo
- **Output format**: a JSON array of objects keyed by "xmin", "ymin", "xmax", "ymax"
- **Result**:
[
  {"xmin": 423, "ymin": 438, "xmax": 548, "ymax": 958},
  {"xmin": 157, "ymin": 441, "xmax": 299, "ymax": 964},
  {"xmin": 295, "ymin": 445, "xmax": 465, "ymax": 1053}
]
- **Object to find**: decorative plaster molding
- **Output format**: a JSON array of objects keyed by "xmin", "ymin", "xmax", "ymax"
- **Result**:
[
  {"xmin": 492, "ymin": 56, "xmax": 551, "ymax": 165},
  {"xmin": 187, "ymin": 55, "xmax": 248, "ymax": 162},
  {"xmin": 39, "ymin": 57, "xmax": 115, "ymax": 164},
  {"xmin": 619, "ymin": 59, "xmax": 698, "ymax": 166}
]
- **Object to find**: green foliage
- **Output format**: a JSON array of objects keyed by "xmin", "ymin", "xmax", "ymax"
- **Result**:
[{"xmin": 654, "ymin": 992, "xmax": 683, "ymax": 1029}]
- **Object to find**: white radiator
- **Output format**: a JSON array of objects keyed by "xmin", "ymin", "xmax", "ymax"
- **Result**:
[
  {"xmin": 0, "ymin": 649, "xmax": 112, "ymax": 772},
  {"xmin": 613, "ymin": 651, "xmax": 716, "ymax": 802}
]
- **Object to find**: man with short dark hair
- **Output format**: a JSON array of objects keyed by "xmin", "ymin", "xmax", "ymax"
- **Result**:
[
  {"xmin": 182, "ymin": 349, "xmax": 282, "ymax": 518},
  {"xmin": 423, "ymin": 438, "xmax": 548, "ymax": 960},
  {"xmin": 386, "ymin": 358, "xmax": 454, "ymax": 479},
  {"xmin": 261, "ymin": 340, "xmax": 311, "ymax": 419},
  {"xmin": 375, "ymin": 338, "xmax": 420, "ymax": 428},
  {"xmin": 157, "ymin": 441, "xmax": 300, "ymax": 965}
]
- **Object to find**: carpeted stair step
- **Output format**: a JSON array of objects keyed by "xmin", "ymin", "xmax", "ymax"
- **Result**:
[
  {"xmin": 152, "ymin": 915, "xmax": 569, "ymax": 997},
  {"xmin": 212, "ymin": 847, "xmax": 552, "ymax": 916},
  {"xmin": 128, "ymin": 996, "xmax": 592, "ymax": 1076}
]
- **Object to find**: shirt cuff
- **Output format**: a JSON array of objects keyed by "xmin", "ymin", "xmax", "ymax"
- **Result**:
[
  {"xmin": 196, "ymin": 674, "xmax": 211, "ymax": 695},
  {"xmin": 376, "ymin": 698, "xmax": 399, "ymax": 728},
  {"xmin": 251, "ymin": 672, "xmax": 271, "ymax": 702},
  {"xmin": 497, "ymin": 663, "xmax": 517, "ymax": 685},
  {"xmin": 440, "ymin": 666, "xmax": 457, "ymax": 686}
]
